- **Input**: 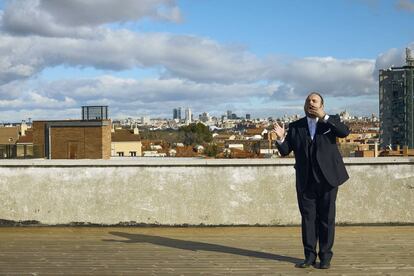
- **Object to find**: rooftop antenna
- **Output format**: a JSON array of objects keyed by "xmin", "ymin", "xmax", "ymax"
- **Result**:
[{"xmin": 406, "ymin": 48, "xmax": 414, "ymax": 66}]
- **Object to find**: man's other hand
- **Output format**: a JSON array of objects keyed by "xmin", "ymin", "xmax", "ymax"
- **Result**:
[{"xmin": 273, "ymin": 121, "xmax": 285, "ymax": 140}]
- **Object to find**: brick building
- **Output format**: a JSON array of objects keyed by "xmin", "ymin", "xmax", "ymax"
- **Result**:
[{"xmin": 33, "ymin": 120, "xmax": 111, "ymax": 159}]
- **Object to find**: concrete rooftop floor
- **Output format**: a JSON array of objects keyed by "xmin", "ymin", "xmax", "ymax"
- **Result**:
[{"xmin": 0, "ymin": 226, "xmax": 412, "ymax": 275}]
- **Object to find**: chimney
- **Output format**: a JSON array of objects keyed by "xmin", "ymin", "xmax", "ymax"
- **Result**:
[
  {"xmin": 406, "ymin": 48, "xmax": 414, "ymax": 66},
  {"xmin": 133, "ymin": 124, "xmax": 139, "ymax": 135},
  {"xmin": 20, "ymin": 120, "xmax": 27, "ymax": 136}
]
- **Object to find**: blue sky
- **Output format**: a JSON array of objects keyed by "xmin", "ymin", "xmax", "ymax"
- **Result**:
[
  {"xmin": 144, "ymin": 0, "xmax": 413, "ymax": 59},
  {"xmin": 0, "ymin": 0, "xmax": 413, "ymax": 121}
]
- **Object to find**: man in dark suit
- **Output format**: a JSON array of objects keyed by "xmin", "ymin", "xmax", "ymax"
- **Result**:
[{"xmin": 273, "ymin": 92, "xmax": 350, "ymax": 269}]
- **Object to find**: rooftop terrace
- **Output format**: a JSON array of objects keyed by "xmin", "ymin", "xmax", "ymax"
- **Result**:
[
  {"xmin": 0, "ymin": 157, "xmax": 413, "ymax": 274},
  {"xmin": 0, "ymin": 226, "xmax": 412, "ymax": 275}
]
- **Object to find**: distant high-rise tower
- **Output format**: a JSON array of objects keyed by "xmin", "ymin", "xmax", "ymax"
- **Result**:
[
  {"xmin": 173, "ymin": 107, "xmax": 182, "ymax": 120},
  {"xmin": 141, "ymin": 116, "xmax": 150, "ymax": 125},
  {"xmin": 379, "ymin": 48, "xmax": 414, "ymax": 148},
  {"xmin": 227, "ymin": 110, "xmax": 232, "ymax": 119},
  {"xmin": 199, "ymin": 112, "xmax": 211, "ymax": 122},
  {"xmin": 246, "ymin": 114, "xmax": 251, "ymax": 120},
  {"xmin": 185, "ymin": 108, "xmax": 192, "ymax": 123}
]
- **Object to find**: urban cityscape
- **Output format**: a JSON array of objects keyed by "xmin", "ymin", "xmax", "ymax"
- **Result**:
[
  {"xmin": 0, "ymin": 48, "xmax": 414, "ymax": 159},
  {"xmin": 1, "ymin": 50, "xmax": 413, "ymax": 160},
  {"xmin": 0, "ymin": 1, "xmax": 413, "ymax": 275}
]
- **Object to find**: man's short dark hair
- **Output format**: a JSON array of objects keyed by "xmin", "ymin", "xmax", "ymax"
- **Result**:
[{"xmin": 307, "ymin": 92, "xmax": 324, "ymax": 105}]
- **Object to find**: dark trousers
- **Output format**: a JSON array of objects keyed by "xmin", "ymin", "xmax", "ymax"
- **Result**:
[{"xmin": 297, "ymin": 174, "xmax": 338, "ymax": 262}]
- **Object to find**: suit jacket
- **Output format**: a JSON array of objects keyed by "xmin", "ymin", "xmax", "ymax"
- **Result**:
[{"xmin": 277, "ymin": 115, "xmax": 350, "ymax": 192}]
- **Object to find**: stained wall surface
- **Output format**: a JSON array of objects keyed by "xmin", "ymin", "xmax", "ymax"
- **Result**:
[{"xmin": 0, "ymin": 158, "xmax": 413, "ymax": 225}]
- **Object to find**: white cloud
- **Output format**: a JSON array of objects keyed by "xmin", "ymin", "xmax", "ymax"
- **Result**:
[
  {"xmin": 0, "ymin": 0, "xmax": 378, "ymax": 91},
  {"xmin": 0, "ymin": 65, "xmax": 384, "ymax": 121},
  {"xmin": 0, "ymin": 26, "xmax": 383, "ymax": 119},
  {"xmin": 0, "ymin": 0, "xmax": 401, "ymax": 120},
  {"xmin": 0, "ymin": 75, "xmax": 280, "ymax": 119},
  {"xmin": 269, "ymin": 56, "xmax": 376, "ymax": 99},
  {"xmin": 0, "ymin": 90, "xmax": 75, "ymax": 110},
  {"xmin": 0, "ymin": 28, "xmax": 378, "ymax": 91},
  {"xmin": 29, "ymin": 75, "xmax": 278, "ymax": 103},
  {"xmin": 39, "ymin": 0, "xmax": 182, "ymax": 25},
  {"xmin": 374, "ymin": 44, "xmax": 414, "ymax": 76},
  {"xmin": 0, "ymin": 30, "xmax": 269, "ymax": 85},
  {"xmin": 1, "ymin": 0, "xmax": 181, "ymax": 38},
  {"xmin": 397, "ymin": 0, "xmax": 414, "ymax": 12}
]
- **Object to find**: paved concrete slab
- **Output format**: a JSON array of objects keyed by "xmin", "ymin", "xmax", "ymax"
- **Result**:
[{"xmin": 0, "ymin": 226, "xmax": 412, "ymax": 275}]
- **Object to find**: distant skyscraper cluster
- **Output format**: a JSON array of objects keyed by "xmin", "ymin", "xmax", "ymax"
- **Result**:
[
  {"xmin": 173, "ymin": 107, "xmax": 252, "ymax": 124},
  {"xmin": 226, "ymin": 110, "xmax": 238, "ymax": 120},
  {"xmin": 173, "ymin": 107, "xmax": 192, "ymax": 124},
  {"xmin": 173, "ymin": 108, "xmax": 247, "ymax": 124}
]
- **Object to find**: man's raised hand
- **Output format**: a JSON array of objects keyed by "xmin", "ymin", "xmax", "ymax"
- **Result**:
[
  {"xmin": 307, "ymin": 105, "xmax": 326, "ymax": 119},
  {"xmin": 273, "ymin": 121, "xmax": 285, "ymax": 140}
]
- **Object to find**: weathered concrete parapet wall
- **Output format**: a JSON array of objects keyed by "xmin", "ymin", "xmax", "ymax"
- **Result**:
[{"xmin": 0, "ymin": 157, "xmax": 413, "ymax": 225}]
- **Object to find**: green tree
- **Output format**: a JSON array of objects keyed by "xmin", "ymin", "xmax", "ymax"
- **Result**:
[
  {"xmin": 204, "ymin": 143, "xmax": 219, "ymax": 157},
  {"xmin": 179, "ymin": 123, "xmax": 212, "ymax": 146}
]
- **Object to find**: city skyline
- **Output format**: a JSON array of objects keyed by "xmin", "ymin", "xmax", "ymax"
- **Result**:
[
  {"xmin": 0, "ymin": 105, "xmax": 373, "ymax": 124},
  {"xmin": 0, "ymin": 0, "xmax": 413, "ymax": 121}
]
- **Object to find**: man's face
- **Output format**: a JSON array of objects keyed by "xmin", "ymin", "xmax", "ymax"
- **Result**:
[{"xmin": 304, "ymin": 94, "xmax": 323, "ymax": 118}]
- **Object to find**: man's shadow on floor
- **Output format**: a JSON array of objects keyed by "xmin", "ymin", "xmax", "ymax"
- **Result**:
[{"xmin": 104, "ymin": 231, "xmax": 302, "ymax": 265}]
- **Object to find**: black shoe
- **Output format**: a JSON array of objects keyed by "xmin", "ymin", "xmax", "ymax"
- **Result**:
[
  {"xmin": 319, "ymin": 261, "xmax": 331, "ymax": 269},
  {"xmin": 296, "ymin": 259, "xmax": 316, "ymax": 268}
]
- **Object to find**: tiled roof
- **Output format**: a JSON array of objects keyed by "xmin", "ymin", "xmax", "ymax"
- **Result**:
[
  {"xmin": 17, "ymin": 130, "xmax": 33, "ymax": 144},
  {"xmin": 213, "ymin": 134, "xmax": 233, "ymax": 140},
  {"xmin": 111, "ymin": 129, "xmax": 141, "ymax": 142},
  {"xmin": 244, "ymin": 128, "xmax": 265, "ymax": 135}
]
